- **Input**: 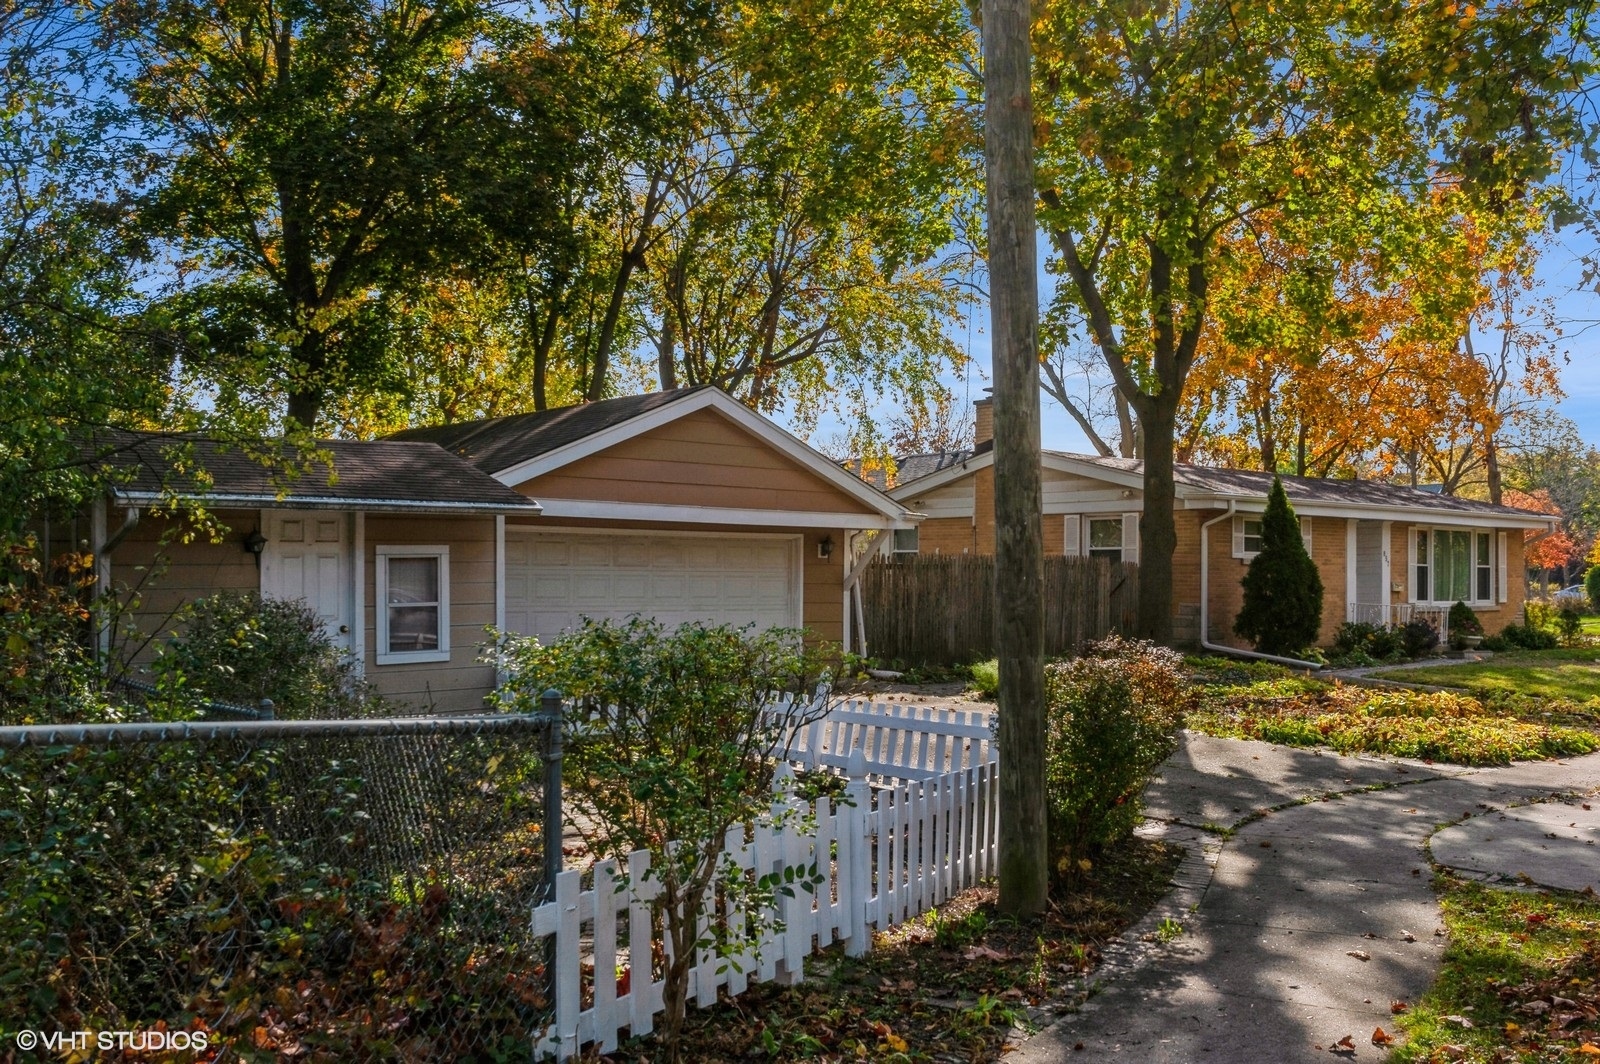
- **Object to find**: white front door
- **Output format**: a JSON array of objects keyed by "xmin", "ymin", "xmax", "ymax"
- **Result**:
[
  {"xmin": 260, "ymin": 509, "xmax": 354, "ymax": 653},
  {"xmin": 504, "ymin": 530, "xmax": 801, "ymax": 644}
]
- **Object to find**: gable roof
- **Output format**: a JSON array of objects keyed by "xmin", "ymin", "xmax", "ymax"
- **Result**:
[
  {"xmin": 388, "ymin": 387, "xmax": 915, "ymax": 523},
  {"xmin": 389, "ymin": 389, "xmax": 698, "ymax": 481},
  {"xmin": 890, "ymin": 447, "xmax": 1555, "ymax": 528},
  {"xmin": 89, "ymin": 430, "xmax": 542, "ymax": 514}
]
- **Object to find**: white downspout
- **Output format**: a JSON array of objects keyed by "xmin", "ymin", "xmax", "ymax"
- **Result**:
[{"xmin": 1199, "ymin": 501, "xmax": 1323, "ymax": 671}]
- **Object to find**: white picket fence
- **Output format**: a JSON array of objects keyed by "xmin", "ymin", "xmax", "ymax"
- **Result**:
[{"xmin": 530, "ymin": 700, "xmax": 1000, "ymax": 1060}]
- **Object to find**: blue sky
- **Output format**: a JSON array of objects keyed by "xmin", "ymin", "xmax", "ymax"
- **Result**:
[{"xmin": 796, "ymin": 223, "xmax": 1600, "ymax": 458}]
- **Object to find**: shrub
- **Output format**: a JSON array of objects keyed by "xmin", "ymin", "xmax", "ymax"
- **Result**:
[
  {"xmin": 1400, "ymin": 618, "xmax": 1440, "ymax": 658},
  {"xmin": 1559, "ymin": 605, "xmax": 1584, "ymax": 645},
  {"xmin": 1330, "ymin": 622, "xmax": 1406, "ymax": 664},
  {"xmin": 150, "ymin": 592, "xmax": 379, "ymax": 719},
  {"xmin": 1587, "ymin": 565, "xmax": 1600, "ymax": 612},
  {"xmin": 494, "ymin": 618, "xmax": 836, "ymax": 1061},
  {"xmin": 1448, "ymin": 601, "xmax": 1483, "ymax": 641},
  {"xmin": 1498, "ymin": 623, "xmax": 1559, "ymax": 650},
  {"xmin": 1525, "ymin": 600, "xmax": 1559, "ymax": 635},
  {"xmin": 1043, "ymin": 636, "xmax": 1190, "ymax": 879},
  {"xmin": 1333, "ymin": 622, "xmax": 1379, "ymax": 656},
  {"xmin": 968, "ymin": 658, "xmax": 1000, "ymax": 698},
  {"xmin": 1234, "ymin": 478, "xmax": 1324, "ymax": 656},
  {"xmin": 0, "ymin": 537, "xmax": 124, "ymax": 726}
]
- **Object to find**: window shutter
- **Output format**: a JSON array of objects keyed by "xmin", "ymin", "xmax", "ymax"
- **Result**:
[
  {"xmin": 1121, "ymin": 512, "xmax": 1140, "ymax": 564},
  {"xmin": 1063, "ymin": 515, "xmax": 1081, "ymax": 556},
  {"xmin": 1300, "ymin": 517, "xmax": 1313, "ymax": 551},
  {"xmin": 1497, "ymin": 531, "xmax": 1508, "ymax": 603},
  {"xmin": 1406, "ymin": 527, "xmax": 1418, "ymax": 602},
  {"xmin": 1232, "ymin": 515, "xmax": 1246, "ymax": 558}
]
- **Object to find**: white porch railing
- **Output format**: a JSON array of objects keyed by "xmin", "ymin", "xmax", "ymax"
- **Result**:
[
  {"xmin": 531, "ymin": 700, "xmax": 1000, "ymax": 1060},
  {"xmin": 1345, "ymin": 602, "xmax": 1449, "ymax": 642}
]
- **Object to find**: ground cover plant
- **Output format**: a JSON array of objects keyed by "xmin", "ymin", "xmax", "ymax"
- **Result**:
[
  {"xmin": 1380, "ymin": 649, "xmax": 1600, "ymax": 703},
  {"xmin": 1395, "ymin": 876, "xmax": 1600, "ymax": 1063},
  {"xmin": 1187, "ymin": 663, "xmax": 1600, "ymax": 765},
  {"xmin": 596, "ymin": 835, "xmax": 1185, "ymax": 1063}
]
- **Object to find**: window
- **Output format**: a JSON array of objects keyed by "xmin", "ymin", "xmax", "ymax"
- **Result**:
[
  {"xmin": 1415, "ymin": 529, "xmax": 1430, "ymax": 602},
  {"xmin": 1242, "ymin": 518, "xmax": 1264, "ymax": 556},
  {"xmin": 1477, "ymin": 532, "xmax": 1492, "ymax": 602},
  {"xmin": 376, "ymin": 546, "xmax": 450, "ymax": 664},
  {"xmin": 1233, "ymin": 515, "xmax": 1312, "ymax": 559},
  {"xmin": 1087, "ymin": 517, "xmax": 1124, "ymax": 560},
  {"xmin": 892, "ymin": 527, "xmax": 919, "ymax": 555},
  {"xmin": 1411, "ymin": 527, "xmax": 1495, "ymax": 604}
]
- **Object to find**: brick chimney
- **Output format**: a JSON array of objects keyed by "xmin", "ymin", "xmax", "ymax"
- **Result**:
[{"xmin": 973, "ymin": 395, "xmax": 993, "ymax": 446}]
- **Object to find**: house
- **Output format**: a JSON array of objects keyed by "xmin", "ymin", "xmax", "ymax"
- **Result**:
[
  {"xmin": 885, "ymin": 398, "xmax": 1558, "ymax": 651},
  {"xmin": 97, "ymin": 388, "xmax": 916, "ymax": 712}
]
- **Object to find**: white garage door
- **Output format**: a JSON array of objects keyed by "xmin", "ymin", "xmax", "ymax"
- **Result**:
[{"xmin": 504, "ymin": 530, "xmax": 801, "ymax": 643}]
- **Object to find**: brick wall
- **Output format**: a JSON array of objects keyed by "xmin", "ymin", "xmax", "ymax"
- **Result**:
[{"xmin": 917, "ymin": 517, "xmax": 976, "ymax": 555}]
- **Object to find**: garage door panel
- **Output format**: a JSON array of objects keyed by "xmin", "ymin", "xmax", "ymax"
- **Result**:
[{"xmin": 505, "ymin": 531, "xmax": 799, "ymax": 643}]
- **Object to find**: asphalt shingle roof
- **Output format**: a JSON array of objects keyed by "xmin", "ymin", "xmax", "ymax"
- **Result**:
[
  {"xmin": 88, "ymin": 430, "xmax": 541, "ymax": 513},
  {"xmin": 388, "ymin": 389, "xmax": 704, "ymax": 475},
  {"xmin": 1057, "ymin": 452, "xmax": 1551, "ymax": 520}
]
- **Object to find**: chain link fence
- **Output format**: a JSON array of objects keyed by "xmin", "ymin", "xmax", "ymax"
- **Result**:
[{"xmin": 0, "ymin": 709, "xmax": 562, "ymax": 1062}]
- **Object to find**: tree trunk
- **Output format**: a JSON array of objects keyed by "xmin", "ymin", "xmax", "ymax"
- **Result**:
[
  {"xmin": 284, "ymin": 329, "xmax": 326, "ymax": 429},
  {"xmin": 657, "ymin": 311, "xmax": 678, "ymax": 391},
  {"xmin": 1485, "ymin": 431, "xmax": 1502, "ymax": 505},
  {"xmin": 984, "ymin": 0, "xmax": 1048, "ymax": 920},
  {"xmin": 1135, "ymin": 393, "xmax": 1180, "ymax": 645}
]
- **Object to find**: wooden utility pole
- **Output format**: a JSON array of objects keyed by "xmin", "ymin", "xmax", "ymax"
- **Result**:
[{"xmin": 983, "ymin": 0, "xmax": 1048, "ymax": 916}]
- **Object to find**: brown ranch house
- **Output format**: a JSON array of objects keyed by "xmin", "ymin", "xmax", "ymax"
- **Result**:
[
  {"xmin": 885, "ymin": 399, "xmax": 1559, "ymax": 653},
  {"xmin": 94, "ymin": 388, "xmax": 917, "ymax": 712}
]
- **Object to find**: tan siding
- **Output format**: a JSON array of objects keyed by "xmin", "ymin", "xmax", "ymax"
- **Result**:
[
  {"xmin": 917, "ymin": 517, "xmax": 976, "ymax": 555},
  {"xmin": 803, "ymin": 531, "xmax": 845, "ymax": 645},
  {"xmin": 362, "ymin": 515, "xmax": 498, "ymax": 714},
  {"xmin": 515, "ymin": 408, "xmax": 876, "ymax": 515},
  {"xmin": 110, "ymin": 508, "xmax": 262, "ymax": 651}
]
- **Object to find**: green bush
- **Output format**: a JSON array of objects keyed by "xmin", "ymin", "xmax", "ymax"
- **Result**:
[
  {"xmin": 968, "ymin": 658, "xmax": 1000, "ymax": 698},
  {"xmin": 1448, "ymin": 601, "xmax": 1484, "ymax": 643},
  {"xmin": 1559, "ymin": 605, "xmax": 1584, "ymax": 645},
  {"xmin": 151, "ymin": 592, "xmax": 381, "ymax": 718},
  {"xmin": 1234, "ymin": 478, "xmax": 1324, "ymax": 656},
  {"xmin": 1043, "ymin": 636, "xmax": 1190, "ymax": 879},
  {"xmin": 494, "ymin": 617, "xmax": 836, "ymax": 1058},
  {"xmin": 1331, "ymin": 621, "xmax": 1407, "ymax": 664},
  {"xmin": 1400, "ymin": 618, "xmax": 1440, "ymax": 658},
  {"xmin": 1586, "ymin": 565, "xmax": 1600, "ymax": 612},
  {"xmin": 1495, "ymin": 622, "xmax": 1559, "ymax": 650},
  {"xmin": 0, "ymin": 538, "xmax": 125, "ymax": 726},
  {"xmin": 1525, "ymin": 600, "xmax": 1559, "ymax": 635}
]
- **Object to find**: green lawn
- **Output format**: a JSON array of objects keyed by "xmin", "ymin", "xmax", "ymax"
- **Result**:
[
  {"xmin": 1378, "ymin": 649, "xmax": 1600, "ymax": 702},
  {"xmin": 1395, "ymin": 877, "xmax": 1600, "ymax": 1061}
]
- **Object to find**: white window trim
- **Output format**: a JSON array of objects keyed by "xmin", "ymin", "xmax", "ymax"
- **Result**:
[
  {"xmin": 375, "ymin": 545, "xmax": 451, "ymax": 665},
  {"xmin": 1408, "ymin": 526, "xmax": 1496, "ymax": 607},
  {"xmin": 891, "ymin": 527, "xmax": 919, "ymax": 556},
  {"xmin": 1232, "ymin": 514, "xmax": 1312, "ymax": 560}
]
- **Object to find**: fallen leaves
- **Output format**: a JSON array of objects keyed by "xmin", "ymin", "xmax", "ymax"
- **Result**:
[
  {"xmin": 1347, "ymin": 950, "xmax": 1371, "ymax": 962},
  {"xmin": 1390, "ymin": 1000, "xmax": 1409, "ymax": 1014},
  {"xmin": 1371, "ymin": 1026, "xmax": 1395, "ymax": 1046}
]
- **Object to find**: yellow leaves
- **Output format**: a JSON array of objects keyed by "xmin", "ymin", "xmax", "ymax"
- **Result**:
[{"xmin": 885, "ymin": 1032, "xmax": 909, "ymax": 1052}]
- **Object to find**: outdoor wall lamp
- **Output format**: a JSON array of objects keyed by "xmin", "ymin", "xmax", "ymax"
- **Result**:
[
  {"xmin": 243, "ymin": 529, "xmax": 267, "ymax": 568},
  {"xmin": 817, "ymin": 535, "xmax": 834, "ymax": 560}
]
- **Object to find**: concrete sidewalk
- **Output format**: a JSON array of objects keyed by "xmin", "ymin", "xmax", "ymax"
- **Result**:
[{"xmin": 1007, "ymin": 732, "xmax": 1600, "ymax": 1063}]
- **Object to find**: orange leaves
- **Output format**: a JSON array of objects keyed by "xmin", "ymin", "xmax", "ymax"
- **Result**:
[{"xmin": 1372, "ymin": 1026, "xmax": 1396, "ymax": 1046}]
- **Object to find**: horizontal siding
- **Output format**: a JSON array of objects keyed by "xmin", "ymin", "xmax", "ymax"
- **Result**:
[
  {"xmin": 362, "ymin": 515, "xmax": 498, "ymax": 714},
  {"xmin": 904, "ymin": 480, "xmax": 974, "ymax": 519},
  {"xmin": 802, "ymin": 531, "xmax": 844, "ymax": 645},
  {"xmin": 516, "ymin": 408, "xmax": 875, "ymax": 516},
  {"xmin": 111, "ymin": 508, "xmax": 262, "ymax": 650}
]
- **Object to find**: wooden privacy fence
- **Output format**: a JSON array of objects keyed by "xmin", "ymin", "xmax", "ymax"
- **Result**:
[
  {"xmin": 531, "ymin": 700, "xmax": 1000, "ymax": 1060},
  {"xmin": 861, "ymin": 554, "xmax": 1140, "ymax": 665}
]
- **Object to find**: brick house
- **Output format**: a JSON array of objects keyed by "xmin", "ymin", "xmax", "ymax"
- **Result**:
[{"xmin": 886, "ymin": 399, "xmax": 1558, "ymax": 651}]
